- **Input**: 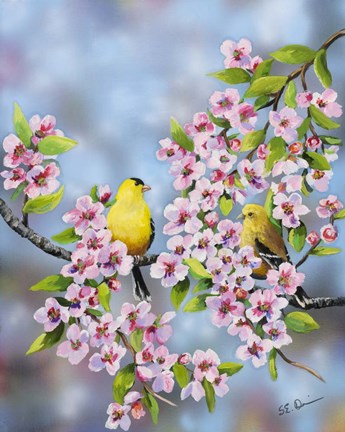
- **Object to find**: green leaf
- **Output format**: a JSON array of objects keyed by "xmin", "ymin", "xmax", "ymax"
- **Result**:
[
  {"xmin": 173, "ymin": 363, "xmax": 189, "ymax": 388},
  {"xmin": 84, "ymin": 278, "xmax": 99, "ymax": 288},
  {"xmin": 252, "ymin": 58, "xmax": 274, "ymax": 80},
  {"xmin": 254, "ymin": 95, "xmax": 270, "ymax": 111},
  {"xmin": 314, "ymin": 49, "xmax": 332, "ymax": 89},
  {"xmin": 207, "ymin": 110, "xmax": 231, "ymax": 129},
  {"xmin": 112, "ymin": 363, "xmax": 136, "ymax": 404},
  {"xmin": 104, "ymin": 197, "xmax": 116, "ymax": 208},
  {"xmin": 13, "ymin": 102, "xmax": 33, "ymax": 148},
  {"xmin": 270, "ymin": 45, "xmax": 316, "ymax": 64},
  {"xmin": 22, "ymin": 185, "xmax": 64, "ymax": 214},
  {"xmin": 183, "ymin": 258, "xmax": 211, "ymax": 280},
  {"xmin": 269, "ymin": 349, "xmax": 278, "ymax": 381},
  {"xmin": 285, "ymin": 311, "xmax": 320, "ymax": 333},
  {"xmin": 334, "ymin": 209, "xmax": 345, "ymax": 220},
  {"xmin": 309, "ymin": 105, "xmax": 340, "ymax": 130},
  {"xmin": 55, "ymin": 297, "xmax": 71, "ymax": 307},
  {"xmin": 26, "ymin": 322, "xmax": 65, "ymax": 355},
  {"xmin": 245, "ymin": 76, "xmax": 288, "ymax": 98},
  {"xmin": 202, "ymin": 378, "xmax": 216, "ymax": 413},
  {"xmin": 265, "ymin": 137, "xmax": 286, "ymax": 172},
  {"xmin": 207, "ymin": 68, "xmax": 251, "ymax": 84},
  {"xmin": 218, "ymin": 362, "xmax": 243, "ymax": 376},
  {"xmin": 305, "ymin": 151, "xmax": 331, "ymax": 170},
  {"xmin": 288, "ymin": 222, "xmax": 307, "ymax": 252},
  {"xmin": 297, "ymin": 117, "xmax": 311, "ymax": 140},
  {"xmin": 130, "ymin": 328, "xmax": 144, "ymax": 352},
  {"xmin": 142, "ymin": 389, "xmax": 159, "ymax": 424},
  {"xmin": 11, "ymin": 181, "xmax": 27, "ymax": 201},
  {"xmin": 301, "ymin": 174, "xmax": 313, "ymax": 197},
  {"xmin": 240, "ymin": 129, "xmax": 265, "ymax": 152},
  {"xmin": 98, "ymin": 282, "xmax": 111, "ymax": 312},
  {"xmin": 170, "ymin": 278, "xmax": 190, "ymax": 310},
  {"xmin": 170, "ymin": 117, "xmax": 194, "ymax": 152},
  {"xmin": 319, "ymin": 135, "xmax": 342, "ymax": 146},
  {"xmin": 90, "ymin": 185, "xmax": 98, "ymax": 202},
  {"xmin": 310, "ymin": 246, "xmax": 342, "ymax": 256},
  {"xmin": 183, "ymin": 294, "xmax": 211, "ymax": 312},
  {"xmin": 51, "ymin": 227, "xmax": 81, "ymax": 245},
  {"xmin": 37, "ymin": 136, "xmax": 78, "ymax": 155},
  {"xmin": 30, "ymin": 274, "xmax": 73, "ymax": 292},
  {"xmin": 193, "ymin": 278, "xmax": 213, "ymax": 293},
  {"xmin": 86, "ymin": 308, "xmax": 103, "ymax": 317},
  {"xmin": 284, "ymin": 81, "xmax": 297, "ymax": 108},
  {"xmin": 264, "ymin": 189, "xmax": 282, "ymax": 235},
  {"xmin": 219, "ymin": 195, "xmax": 233, "ymax": 216}
]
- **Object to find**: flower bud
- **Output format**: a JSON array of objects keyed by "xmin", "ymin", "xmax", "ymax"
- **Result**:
[{"xmin": 178, "ymin": 352, "xmax": 192, "ymax": 365}]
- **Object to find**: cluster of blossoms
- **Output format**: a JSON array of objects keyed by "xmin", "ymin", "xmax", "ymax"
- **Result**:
[
  {"xmin": 152, "ymin": 37, "xmax": 344, "ymax": 375},
  {"xmin": 1, "ymin": 115, "xmax": 63, "ymax": 197}
]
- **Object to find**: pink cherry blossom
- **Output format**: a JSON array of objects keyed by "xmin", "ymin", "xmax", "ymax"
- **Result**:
[
  {"xmin": 181, "ymin": 380, "xmax": 205, "ymax": 402},
  {"xmin": 316, "ymin": 194, "xmax": 343, "ymax": 218},
  {"xmin": 98, "ymin": 240, "xmax": 133, "ymax": 277},
  {"xmin": 312, "ymin": 89, "xmax": 342, "ymax": 118},
  {"xmin": 61, "ymin": 249, "xmax": 99, "ymax": 284},
  {"xmin": 211, "ymin": 279, "xmax": 235, "ymax": 296},
  {"xmin": 324, "ymin": 146, "xmax": 339, "ymax": 163},
  {"xmin": 263, "ymin": 320, "xmax": 292, "ymax": 349},
  {"xmin": 306, "ymin": 136, "xmax": 322, "ymax": 151},
  {"xmin": 167, "ymin": 234, "xmax": 192, "ymax": 259},
  {"xmin": 150, "ymin": 252, "xmax": 189, "ymax": 287},
  {"xmin": 218, "ymin": 248, "xmax": 234, "ymax": 272},
  {"xmin": 89, "ymin": 342, "xmax": 126, "ymax": 375},
  {"xmin": 237, "ymin": 159, "xmax": 269, "ymax": 193},
  {"xmin": 206, "ymin": 135, "xmax": 227, "ymax": 151},
  {"xmin": 209, "ymin": 169, "xmax": 225, "ymax": 182},
  {"xmin": 223, "ymin": 174, "xmax": 247, "ymax": 205},
  {"xmin": 189, "ymin": 178, "xmax": 224, "ymax": 211},
  {"xmin": 306, "ymin": 169, "xmax": 332, "ymax": 192},
  {"xmin": 97, "ymin": 184, "xmax": 112, "ymax": 204},
  {"xmin": 296, "ymin": 91, "xmax": 313, "ymax": 108},
  {"xmin": 214, "ymin": 219, "xmax": 242, "ymax": 249},
  {"xmin": 119, "ymin": 302, "xmax": 156, "ymax": 335},
  {"xmin": 56, "ymin": 324, "xmax": 89, "ymax": 365},
  {"xmin": 212, "ymin": 373, "xmax": 230, "ymax": 397},
  {"xmin": 29, "ymin": 114, "xmax": 64, "ymax": 145},
  {"xmin": 88, "ymin": 313, "xmax": 119, "ymax": 347},
  {"xmin": 163, "ymin": 197, "xmax": 202, "ymax": 235},
  {"xmin": 266, "ymin": 263, "xmax": 305, "ymax": 296},
  {"xmin": 306, "ymin": 231, "xmax": 320, "ymax": 246},
  {"xmin": 105, "ymin": 402, "xmax": 131, "ymax": 431},
  {"xmin": 1, "ymin": 167, "xmax": 26, "ymax": 190},
  {"xmin": 178, "ymin": 353, "xmax": 192, "ymax": 365},
  {"xmin": 79, "ymin": 228, "xmax": 112, "ymax": 258},
  {"xmin": 193, "ymin": 135, "xmax": 212, "ymax": 160},
  {"xmin": 227, "ymin": 316, "xmax": 253, "ymax": 341},
  {"xmin": 153, "ymin": 370, "xmax": 175, "ymax": 393},
  {"xmin": 207, "ymin": 149, "xmax": 237, "ymax": 173},
  {"xmin": 249, "ymin": 55, "xmax": 263, "ymax": 72},
  {"xmin": 320, "ymin": 223, "xmax": 338, "ymax": 243},
  {"xmin": 34, "ymin": 297, "xmax": 69, "ymax": 332},
  {"xmin": 236, "ymin": 334, "xmax": 273, "ymax": 368},
  {"xmin": 65, "ymin": 283, "xmax": 90, "ymax": 317},
  {"xmin": 124, "ymin": 392, "xmax": 145, "ymax": 420},
  {"xmin": 206, "ymin": 291, "xmax": 245, "ymax": 327},
  {"xmin": 246, "ymin": 289, "xmax": 288, "ymax": 323},
  {"xmin": 24, "ymin": 163, "xmax": 60, "ymax": 198},
  {"xmin": 273, "ymin": 193, "xmax": 309, "ymax": 228},
  {"xmin": 3, "ymin": 134, "xmax": 31, "ymax": 168},
  {"xmin": 144, "ymin": 311, "xmax": 176, "ymax": 345},
  {"xmin": 107, "ymin": 277, "xmax": 121, "ymax": 293},
  {"xmin": 209, "ymin": 88, "xmax": 240, "ymax": 117},
  {"xmin": 234, "ymin": 273, "xmax": 255, "ymax": 292},
  {"xmin": 206, "ymin": 257, "xmax": 226, "ymax": 284},
  {"xmin": 233, "ymin": 246, "xmax": 261, "ymax": 276},
  {"xmin": 63, "ymin": 195, "xmax": 107, "ymax": 235},
  {"xmin": 257, "ymin": 143, "xmax": 269, "ymax": 160},
  {"xmin": 185, "ymin": 112, "xmax": 215, "ymax": 136},
  {"xmin": 269, "ymin": 107, "xmax": 303, "ymax": 143},
  {"xmin": 226, "ymin": 103, "xmax": 258, "ymax": 135},
  {"xmin": 192, "ymin": 348, "xmax": 220, "ymax": 382},
  {"xmin": 191, "ymin": 229, "xmax": 217, "ymax": 261},
  {"xmin": 204, "ymin": 211, "xmax": 219, "ymax": 229},
  {"xmin": 221, "ymin": 38, "xmax": 252, "ymax": 69},
  {"xmin": 156, "ymin": 137, "xmax": 186, "ymax": 162},
  {"xmin": 272, "ymin": 155, "xmax": 309, "ymax": 177},
  {"xmin": 169, "ymin": 155, "xmax": 206, "ymax": 191},
  {"xmin": 271, "ymin": 174, "xmax": 303, "ymax": 195},
  {"xmin": 229, "ymin": 138, "xmax": 242, "ymax": 152}
]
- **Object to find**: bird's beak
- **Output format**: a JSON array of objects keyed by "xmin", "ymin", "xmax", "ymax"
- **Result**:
[
  {"xmin": 142, "ymin": 184, "xmax": 151, "ymax": 193},
  {"xmin": 236, "ymin": 213, "xmax": 244, "ymax": 220}
]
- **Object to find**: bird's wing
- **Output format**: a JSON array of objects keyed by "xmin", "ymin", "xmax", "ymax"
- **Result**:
[
  {"xmin": 255, "ymin": 238, "xmax": 290, "ymax": 270},
  {"xmin": 147, "ymin": 218, "xmax": 155, "ymax": 250}
]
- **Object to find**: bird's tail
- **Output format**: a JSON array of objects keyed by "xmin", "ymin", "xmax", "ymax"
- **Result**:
[
  {"xmin": 132, "ymin": 266, "xmax": 151, "ymax": 302},
  {"xmin": 290, "ymin": 286, "xmax": 314, "ymax": 309}
]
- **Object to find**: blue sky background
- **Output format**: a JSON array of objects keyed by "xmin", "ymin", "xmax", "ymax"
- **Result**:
[{"xmin": 1, "ymin": 1, "xmax": 345, "ymax": 431}]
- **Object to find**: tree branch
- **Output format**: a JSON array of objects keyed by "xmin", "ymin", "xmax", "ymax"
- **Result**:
[
  {"xmin": 289, "ymin": 296, "xmax": 345, "ymax": 310},
  {"xmin": 277, "ymin": 349, "xmax": 325, "ymax": 383}
]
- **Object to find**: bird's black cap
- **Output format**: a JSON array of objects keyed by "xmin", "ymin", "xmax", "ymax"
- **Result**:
[{"xmin": 130, "ymin": 177, "xmax": 144, "ymax": 186}]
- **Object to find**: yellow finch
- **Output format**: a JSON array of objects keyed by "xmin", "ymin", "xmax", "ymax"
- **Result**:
[
  {"xmin": 239, "ymin": 204, "xmax": 310, "ymax": 308},
  {"xmin": 107, "ymin": 178, "xmax": 154, "ymax": 301}
]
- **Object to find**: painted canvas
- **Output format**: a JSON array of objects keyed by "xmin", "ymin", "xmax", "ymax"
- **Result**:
[{"xmin": 1, "ymin": 1, "xmax": 345, "ymax": 432}]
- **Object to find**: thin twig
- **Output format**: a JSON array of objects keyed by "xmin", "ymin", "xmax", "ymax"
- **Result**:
[{"xmin": 276, "ymin": 349, "xmax": 325, "ymax": 383}]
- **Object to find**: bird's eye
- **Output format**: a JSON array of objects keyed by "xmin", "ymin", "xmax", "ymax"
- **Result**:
[{"xmin": 248, "ymin": 212, "xmax": 253, "ymax": 217}]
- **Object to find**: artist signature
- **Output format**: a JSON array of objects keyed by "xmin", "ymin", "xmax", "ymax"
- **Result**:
[{"xmin": 278, "ymin": 395, "xmax": 324, "ymax": 415}]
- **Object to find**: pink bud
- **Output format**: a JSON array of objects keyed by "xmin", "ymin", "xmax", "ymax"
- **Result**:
[
  {"xmin": 108, "ymin": 277, "xmax": 121, "ymax": 292},
  {"xmin": 257, "ymin": 144, "xmax": 268, "ymax": 160},
  {"xmin": 205, "ymin": 211, "xmax": 219, "ymax": 229},
  {"xmin": 320, "ymin": 224, "xmax": 337, "ymax": 243},
  {"xmin": 288, "ymin": 141, "xmax": 304, "ymax": 155},
  {"xmin": 178, "ymin": 352, "xmax": 192, "ymax": 365},
  {"xmin": 306, "ymin": 136, "xmax": 322, "ymax": 151},
  {"xmin": 306, "ymin": 231, "xmax": 320, "ymax": 246},
  {"xmin": 229, "ymin": 138, "xmax": 241, "ymax": 152}
]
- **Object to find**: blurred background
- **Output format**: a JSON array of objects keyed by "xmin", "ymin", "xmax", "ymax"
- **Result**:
[{"xmin": 1, "ymin": 0, "xmax": 345, "ymax": 431}]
